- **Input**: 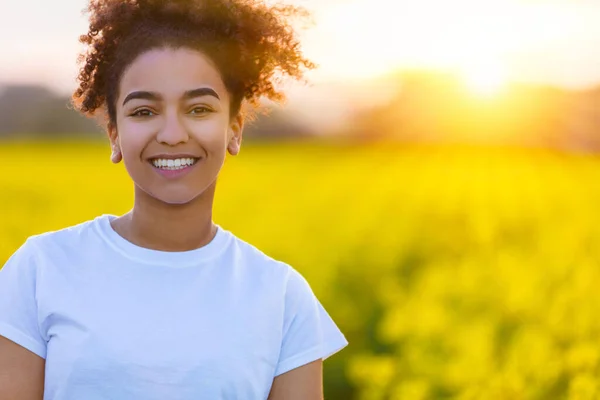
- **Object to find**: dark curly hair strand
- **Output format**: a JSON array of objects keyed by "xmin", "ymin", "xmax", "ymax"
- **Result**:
[{"xmin": 71, "ymin": 0, "xmax": 315, "ymax": 129}]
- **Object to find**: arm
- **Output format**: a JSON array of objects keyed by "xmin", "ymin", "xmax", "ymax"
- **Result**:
[
  {"xmin": 0, "ymin": 335, "xmax": 45, "ymax": 400},
  {"xmin": 267, "ymin": 359, "xmax": 323, "ymax": 400},
  {"xmin": 270, "ymin": 267, "xmax": 347, "ymax": 399}
]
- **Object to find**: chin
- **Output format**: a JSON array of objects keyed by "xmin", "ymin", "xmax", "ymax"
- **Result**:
[
  {"xmin": 140, "ymin": 186, "xmax": 202, "ymax": 206},
  {"xmin": 158, "ymin": 192, "xmax": 200, "ymax": 205}
]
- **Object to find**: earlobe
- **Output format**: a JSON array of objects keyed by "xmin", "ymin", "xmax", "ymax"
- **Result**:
[
  {"xmin": 111, "ymin": 145, "xmax": 122, "ymax": 163},
  {"xmin": 107, "ymin": 124, "xmax": 122, "ymax": 163},
  {"xmin": 227, "ymin": 134, "xmax": 241, "ymax": 156},
  {"xmin": 227, "ymin": 115, "xmax": 244, "ymax": 156}
]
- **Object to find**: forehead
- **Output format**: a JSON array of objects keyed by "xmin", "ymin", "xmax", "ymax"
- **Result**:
[{"xmin": 118, "ymin": 47, "xmax": 228, "ymax": 103}]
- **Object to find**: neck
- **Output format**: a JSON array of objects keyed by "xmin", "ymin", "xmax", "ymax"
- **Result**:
[{"xmin": 113, "ymin": 181, "xmax": 218, "ymax": 252}]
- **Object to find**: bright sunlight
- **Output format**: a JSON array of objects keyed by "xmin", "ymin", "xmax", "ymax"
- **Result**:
[
  {"xmin": 459, "ymin": 62, "xmax": 509, "ymax": 97},
  {"xmin": 312, "ymin": 0, "xmax": 578, "ymax": 96}
]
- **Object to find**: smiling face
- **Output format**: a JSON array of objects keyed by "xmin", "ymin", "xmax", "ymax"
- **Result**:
[{"xmin": 108, "ymin": 47, "xmax": 243, "ymax": 205}]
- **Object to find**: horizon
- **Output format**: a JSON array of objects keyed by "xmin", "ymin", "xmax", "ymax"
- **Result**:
[{"xmin": 3, "ymin": 0, "xmax": 600, "ymax": 132}]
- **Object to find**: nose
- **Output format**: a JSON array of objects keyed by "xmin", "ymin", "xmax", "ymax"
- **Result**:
[{"xmin": 156, "ymin": 110, "xmax": 189, "ymax": 145}]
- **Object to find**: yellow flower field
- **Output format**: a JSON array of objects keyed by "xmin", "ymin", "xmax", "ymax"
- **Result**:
[{"xmin": 2, "ymin": 140, "xmax": 600, "ymax": 399}]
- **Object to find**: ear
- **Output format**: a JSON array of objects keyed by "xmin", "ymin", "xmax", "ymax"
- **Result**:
[
  {"xmin": 107, "ymin": 122, "xmax": 122, "ymax": 163},
  {"xmin": 227, "ymin": 113, "xmax": 244, "ymax": 156}
]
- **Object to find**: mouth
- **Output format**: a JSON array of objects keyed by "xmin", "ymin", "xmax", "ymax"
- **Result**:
[
  {"xmin": 149, "ymin": 157, "xmax": 201, "ymax": 170},
  {"xmin": 148, "ymin": 157, "xmax": 202, "ymax": 178}
]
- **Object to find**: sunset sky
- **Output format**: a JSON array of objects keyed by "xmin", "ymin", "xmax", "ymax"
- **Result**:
[{"xmin": 1, "ymin": 0, "xmax": 600, "ymax": 99}]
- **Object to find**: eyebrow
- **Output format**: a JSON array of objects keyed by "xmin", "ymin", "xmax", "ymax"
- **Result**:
[{"xmin": 122, "ymin": 87, "xmax": 220, "ymax": 106}]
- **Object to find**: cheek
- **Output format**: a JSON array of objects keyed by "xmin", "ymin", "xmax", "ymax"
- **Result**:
[
  {"xmin": 118, "ymin": 123, "xmax": 152, "ymax": 158},
  {"xmin": 116, "ymin": 116, "xmax": 230, "ymax": 158},
  {"xmin": 120, "ymin": 141, "xmax": 148, "ymax": 169},
  {"xmin": 190, "ymin": 118, "xmax": 229, "ymax": 150}
]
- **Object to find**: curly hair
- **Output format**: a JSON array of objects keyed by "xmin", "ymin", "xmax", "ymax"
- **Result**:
[{"xmin": 71, "ymin": 0, "xmax": 315, "ymax": 128}]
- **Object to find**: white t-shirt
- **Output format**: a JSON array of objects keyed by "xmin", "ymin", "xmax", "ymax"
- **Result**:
[{"xmin": 0, "ymin": 214, "xmax": 348, "ymax": 400}]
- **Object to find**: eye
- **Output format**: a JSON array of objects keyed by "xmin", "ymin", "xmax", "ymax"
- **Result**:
[
  {"xmin": 130, "ymin": 108, "xmax": 156, "ymax": 117},
  {"xmin": 189, "ymin": 106, "xmax": 212, "ymax": 115}
]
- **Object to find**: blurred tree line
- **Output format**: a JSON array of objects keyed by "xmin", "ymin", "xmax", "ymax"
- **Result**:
[
  {"xmin": 2, "ymin": 73, "xmax": 600, "ymax": 151},
  {"xmin": 340, "ymin": 71, "xmax": 600, "ymax": 153},
  {"xmin": 0, "ymin": 84, "xmax": 315, "ymax": 141}
]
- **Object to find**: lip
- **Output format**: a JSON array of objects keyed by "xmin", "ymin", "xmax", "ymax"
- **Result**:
[
  {"xmin": 149, "ymin": 157, "xmax": 202, "ymax": 179},
  {"xmin": 147, "ymin": 153, "xmax": 201, "ymax": 161}
]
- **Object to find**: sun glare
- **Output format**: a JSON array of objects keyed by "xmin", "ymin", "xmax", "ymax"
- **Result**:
[
  {"xmin": 311, "ymin": 0, "xmax": 577, "ymax": 91},
  {"xmin": 460, "ymin": 63, "xmax": 509, "ymax": 97}
]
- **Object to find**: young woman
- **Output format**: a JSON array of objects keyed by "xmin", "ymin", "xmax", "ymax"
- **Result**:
[{"xmin": 0, "ymin": 0, "xmax": 348, "ymax": 399}]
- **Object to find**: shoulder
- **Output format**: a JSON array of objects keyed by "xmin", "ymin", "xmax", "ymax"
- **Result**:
[
  {"xmin": 20, "ymin": 217, "xmax": 99, "ymax": 260},
  {"xmin": 225, "ymin": 232, "xmax": 305, "ymax": 288},
  {"xmin": 227, "ymin": 233, "xmax": 291, "ymax": 273}
]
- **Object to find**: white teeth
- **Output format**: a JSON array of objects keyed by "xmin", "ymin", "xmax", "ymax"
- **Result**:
[{"xmin": 151, "ymin": 158, "xmax": 198, "ymax": 170}]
